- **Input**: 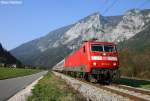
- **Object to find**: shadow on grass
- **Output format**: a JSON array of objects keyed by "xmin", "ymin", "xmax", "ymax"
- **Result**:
[{"xmin": 114, "ymin": 78, "xmax": 150, "ymax": 89}]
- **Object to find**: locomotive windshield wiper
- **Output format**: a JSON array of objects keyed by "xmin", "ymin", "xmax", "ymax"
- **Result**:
[{"xmin": 104, "ymin": 45, "xmax": 116, "ymax": 52}]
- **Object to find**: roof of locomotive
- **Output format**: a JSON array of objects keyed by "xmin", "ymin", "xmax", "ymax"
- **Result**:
[{"xmin": 83, "ymin": 41, "xmax": 116, "ymax": 45}]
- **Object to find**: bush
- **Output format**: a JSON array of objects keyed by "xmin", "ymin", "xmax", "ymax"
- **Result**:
[{"xmin": 120, "ymin": 49, "xmax": 150, "ymax": 79}]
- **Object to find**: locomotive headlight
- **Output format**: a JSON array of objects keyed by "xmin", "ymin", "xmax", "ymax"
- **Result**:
[
  {"xmin": 113, "ymin": 62, "xmax": 117, "ymax": 66},
  {"xmin": 93, "ymin": 62, "xmax": 97, "ymax": 66},
  {"xmin": 102, "ymin": 53, "xmax": 106, "ymax": 56},
  {"xmin": 91, "ymin": 56, "xmax": 102, "ymax": 60}
]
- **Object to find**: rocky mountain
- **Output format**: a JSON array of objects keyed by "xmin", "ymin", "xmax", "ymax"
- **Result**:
[
  {"xmin": 118, "ymin": 21, "xmax": 150, "ymax": 52},
  {"xmin": 111, "ymin": 9, "xmax": 150, "ymax": 42},
  {"xmin": 11, "ymin": 9, "xmax": 150, "ymax": 68},
  {"xmin": 0, "ymin": 43, "xmax": 22, "ymax": 67}
]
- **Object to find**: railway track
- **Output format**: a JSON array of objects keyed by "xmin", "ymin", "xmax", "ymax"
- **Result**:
[
  {"xmin": 55, "ymin": 72, "xmax": 150, "ymax": 101},
  {"xmin": 112, "ymin": 84, "xmax": 150, "ymax": 96},
  {"xmin": 77, "ymin": 79, "xmax": 150, "ymax": 101},
  {"xmin": 101, "ymin": 85, "xmax": 150, "ymax": 101}
]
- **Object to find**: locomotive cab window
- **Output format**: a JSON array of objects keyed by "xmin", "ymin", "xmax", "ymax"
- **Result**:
[
  {"xmin": 104, "ymin": 45, "xmax": 116, "ymax": 52},
  {"xmin": 91, "ymin": 44, "xmax": 116, "ymax": 52},
  {"xmin": 91, "ymin": 44, "xmax": 103, "ymax": 52}
]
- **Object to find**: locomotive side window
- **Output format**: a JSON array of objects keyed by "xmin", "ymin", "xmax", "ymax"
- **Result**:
[
  {"xmin": 91, "ymin": 44, "xmax": 103, "ymax": 52},
  {"xmin": 83, "ymin": 46, "xmax": 86, "ymax": 53}
]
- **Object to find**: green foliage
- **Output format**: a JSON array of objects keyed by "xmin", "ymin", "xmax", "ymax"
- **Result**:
[
  {"xmin": 0, "ymin": 67, "xmax": 42, "ymax": 80},
  {"xmin": 119, "ymin": 50, "xmax": 150, "ymax": 79},
  {"xmin": 28, "ymin": 72, "xmax": 85, "ymax": 101}
]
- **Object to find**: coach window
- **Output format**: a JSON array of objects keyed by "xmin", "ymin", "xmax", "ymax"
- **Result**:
[{"xmin": 83, "ymin": 46, "xmax": 86, "ymax": 53}]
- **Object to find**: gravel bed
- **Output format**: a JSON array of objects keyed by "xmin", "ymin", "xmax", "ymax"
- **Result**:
[{"xmin": 53, "ymin": 72, "xmax": 131, "ymax": 101}]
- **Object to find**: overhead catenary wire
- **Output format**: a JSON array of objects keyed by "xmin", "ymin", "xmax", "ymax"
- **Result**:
[
  {"xmin": 103, "ymin": 0, "xmax": 109, "ymax": 5},
  {"xmin": 138, "ymin": 0, "xmax": 150, "ymax": 8},
  {"xmin": 102, "ymin": 0, "xmax": 118, "ymax": 15}
]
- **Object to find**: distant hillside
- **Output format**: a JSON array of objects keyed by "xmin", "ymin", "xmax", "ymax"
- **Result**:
[{"xmin": 0, "ymin": 43, "xmax": 22, "ymax": 67}]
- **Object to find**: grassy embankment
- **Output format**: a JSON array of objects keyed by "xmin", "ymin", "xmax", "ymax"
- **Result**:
[
  {"xmin": 28, "ymin": 72, "xmax": 86, "ymax": 101},
  {"xmin": 0, "ymin": 67, "xmax": 42, "ymax": 80}
]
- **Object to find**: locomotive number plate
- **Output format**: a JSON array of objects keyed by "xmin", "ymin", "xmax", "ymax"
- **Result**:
[{"xmin": 101, "ymin": 63, "xmax": 110, "ymax": 66}]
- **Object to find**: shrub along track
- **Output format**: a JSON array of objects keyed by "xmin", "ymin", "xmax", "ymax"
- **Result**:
[{"xmin": 53, "ymin": 71, "xmax": 150, "ymax": 101}]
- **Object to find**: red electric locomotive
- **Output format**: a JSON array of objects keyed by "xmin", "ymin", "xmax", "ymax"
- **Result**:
[{"xmin": 64, "ymin": 39, "xmax": 120, "ymax": 83}]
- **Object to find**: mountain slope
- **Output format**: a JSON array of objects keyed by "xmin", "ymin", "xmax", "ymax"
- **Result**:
[
  {"xmin": 11, "ymin": 9, "xmax": 150, "ymax": 68},
  {"xmin": 11, "ymin": 25, "xmax": 73, "ymax": 68},
  {"xmin": 119, "ymin": 22, "xmax": 150, "ymax": 52}
]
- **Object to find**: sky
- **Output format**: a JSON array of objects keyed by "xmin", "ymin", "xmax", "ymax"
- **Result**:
[{"xmin": 0, "ymin": 0, "xmax": 150, "ymax": 50}]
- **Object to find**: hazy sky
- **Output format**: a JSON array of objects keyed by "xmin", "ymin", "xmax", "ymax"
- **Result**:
[{"xmin": 0, "ymin": 0, "xmax": 150, "ymax": 50}]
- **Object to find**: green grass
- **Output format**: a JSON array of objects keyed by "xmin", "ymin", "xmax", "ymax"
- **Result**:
[
  {"xmin": 28, "ymin": 72, "xmax": 86, "ymax": 101},
  {"xmin": 0, "ymin": 67, "xmax": 42, "ymax": 80},
  {"xmin": 114, "ymin": 78, "xmax": 150, "ymax": 90}
]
